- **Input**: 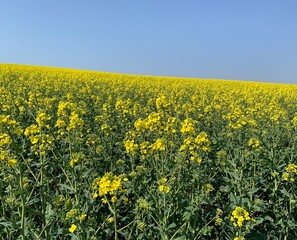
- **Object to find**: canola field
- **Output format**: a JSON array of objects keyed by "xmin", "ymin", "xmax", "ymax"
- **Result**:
[{"xmin": 0, "ymin": 64, "xmax": 296, "ymax": 240}]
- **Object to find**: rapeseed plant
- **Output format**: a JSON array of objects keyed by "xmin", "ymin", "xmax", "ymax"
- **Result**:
[{"xmin": 0, "ymin": 64, "xmax": 296, "ymax": 239}]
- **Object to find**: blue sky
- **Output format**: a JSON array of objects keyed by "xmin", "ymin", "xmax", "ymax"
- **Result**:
[{"xmin": 1, "ymin": 0, "xmax": 297, "ymax": 83}]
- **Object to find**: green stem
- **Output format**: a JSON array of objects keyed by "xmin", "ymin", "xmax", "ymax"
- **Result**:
[
  {"xmin": 113, "ymin": 202, "xmax": 118, "ymax": 240},
  {"xmin": 162, "ymin": 193, "xmax": 168, "ymax": 240},
  {"xmin": 18, "ymin": 165, "xmax": 26, "ymax": 240},
  {"xmin": 169, "ymin": 222, "xmax": 187, "ymax": 240},
  {"xmin": 40, "ymin": 154, "xmax": 47, "ymax": 238},
  {"xmin": 123, "ymin": 220, "xmax": 137, "ymax": 239}
]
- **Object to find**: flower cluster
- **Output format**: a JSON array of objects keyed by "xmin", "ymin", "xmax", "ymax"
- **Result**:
[
  {"xmin": 230, "ymin": 206, "xmax": 251, "ymax": 227},
  {"xmin": 158, "ymin": 178, "xmax": 170, "ymax": 193},
  {"xmin": 179, "ymin": 131, "xmax": 211, "ymax": 163},
  {"xmin": 180, "ymin": 118, "xmax": 196, "ymax": 135},
  {"xmin": 93, "ymin": 172, "xmax": 127, "ymax": 202},
  {"xmin": 124, "ymin": 139, "xmax": 138, "ymax": 156},
  {"xmin": 283, "ymin": 164, "xmax": 297, "ymax": 182},
  {"xmin": 248, "ymin": 137, "xmax": 261, "ymax": 148}
]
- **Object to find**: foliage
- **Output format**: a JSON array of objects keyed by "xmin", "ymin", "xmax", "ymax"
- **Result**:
[{"xmin": 0, "ymin": 64, "xmax": 296, "ymax": 239}]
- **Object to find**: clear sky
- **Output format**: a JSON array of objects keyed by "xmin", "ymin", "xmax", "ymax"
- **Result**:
[{"xmin": 1, "ymin": 0, "xmax": 297, "ymax": 83}]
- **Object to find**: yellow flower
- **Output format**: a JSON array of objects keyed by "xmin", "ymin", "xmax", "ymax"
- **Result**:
[
  {"xmin": 283, "ymin": 172, "xmax": 289, "ymax": 181},
  {"xmin": 80, "ymin": 213, "xmax": 87, "ymax": 222},
  {"xmin": 14, "ymin": 127, "xmax": 23, "ymax": 136},
  {"xmin": 29, "ymin": 135, "xmax": 39, "ymax": 144},
  {"xmin": 108, "ymin": 217, "xmax": 114, "ymax": 223},
  {"xmin": 156, "ymin": 95, "xmax": 170, "ymax": 110},
  {"xmin": 164, "ymin": 186, "xmax": 170, "ymax": 193},
  {"xmin": 124, "ymin": 139, "xmax": 138, "ymax": 156},
  {"xmin": 0, "ymin": 133, "xmax": 11, "ymax": 146},
  {"xmin": 286, "ymin": 164, "xmax": 297, "ymax": 174},
  {"xmin": 24, "ymin": 124, "xmax": 39, "ymax": 136},
  {"xmin": 123, "ymin": 197, "xmax": 129, "ymax": 204},
  {"xmin": 67, "ymin": 112, "xmax": 84, "ymax": 131},
  {"xmin": 230, "ymin": 206, "xmax": 251, "ymax": 228},
  {"xmin": 237, "ymin": 216, "xmax": 244, "ymax": 227},
  {"xmin": 272, "ymin": 171, "xmax": 279, "ymax": 178},
  {"xmin": 36, "ymin": 112, "xmax": 51, "ymax": 128},
  {"xmin": 111, "ymin": 196, "xmax": 117, "ymax": 203},
  {"xmin": 69, "ymin": 157, "xmax": 79, "ymax": 167},
  {"xmin": 194, "ymin": 132, "xmax": 211, "ymax": 152},
  {"xmin": 93, "ymin": 172, "xmax": 124, "ymax": 197},
  {"xmin": 180, "ymin": 118, "xmax": 196, "ymax": 135},
  {"xmin": 159, "ymin": 184, "xmax": 170, "ymax": 193},
  {"xmin": 55, "ymin": 119, "xmax": 66, "ymax": 128},
  {"xmin": 150, "ymin": 138, "xmax": 166, "ymax": 152},
  {"xmin": 8, "ymin": 159, "xmax": 17, "ymax": 167},
  {"xmin": 69, "ymin": 224, "xmax": 77, "ymax": 233},
  {"xmin": 248, "ymin": 138, "xmax": 261, "ymax": 148},
  {"xmin": 159, "ymin": 185, "xmax": 165, "ymax": 192},
  {"xmin": 283, "ymin": 164, "xmax": 297, "ymax": 182}
]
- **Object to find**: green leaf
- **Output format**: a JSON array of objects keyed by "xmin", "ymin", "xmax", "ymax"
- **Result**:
[
  {"xmin": 168, "ymin": 222, "xmax": 176, "ymax": 229},
  {"xmin": 58, "ymin": 183, "xmax": 74, "ymax": 192},
  {"xmin": 45, "ymin": 203, "xmax": 55, "ymax": 221},
  {"xmin": 0, "ymin": 221, "xmax": 13, "ymax": 228},
  {"xmin": 248, "ymin": 188, "xmax": 259, "ymax": 196},
  {"xmin": 246, "ymin": 231, "xmax": 267, "ymax": 240},
  {"xmin": 182, "ymin": 211, "xmax": 192, "ymax": 221},
  {"xmin": 174, "ymin": 236, "xmax": 187, "ymax": 240},
  {"xmin": 225, "ymin": 170, "xmax": 240, "ymax": 180},
  {"xmin": 280, "ymin": 188, "xmax": 290, "ymax": 198},
  {"xmin": 13, "ymin": 190, "xmax": 23, "ymax": 196},
  {"xmin": 263, "ymin": 215, "xmax": 274, "ymax": 224},
  {"xmin": 26, "ymin": 208, "xmax": 41, "ymax": 216},
  {"xmin": 230, "ymin": 194, "xmax": 240, "ymax": 204}
]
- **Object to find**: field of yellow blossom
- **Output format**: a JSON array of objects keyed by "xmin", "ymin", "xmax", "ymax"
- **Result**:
[{"xmin": 0, "ymin": 64, "xmax": 296, "ymax": 239}]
